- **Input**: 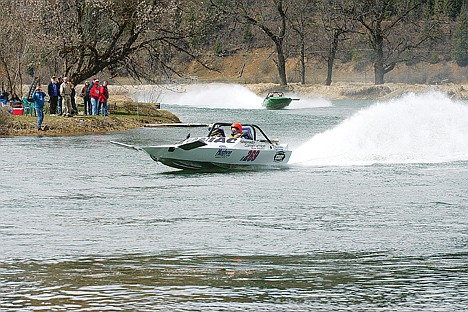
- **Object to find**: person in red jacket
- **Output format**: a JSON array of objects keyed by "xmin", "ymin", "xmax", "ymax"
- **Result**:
[
  {"xmin": 99, "ymin": 81, "xmax": 109, "ymax": 116},
  {"xmin": 89, "ymin": 80, "xmax": 100, "ymax": 115}
]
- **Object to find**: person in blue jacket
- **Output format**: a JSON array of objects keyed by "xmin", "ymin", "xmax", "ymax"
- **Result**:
[{"xmin": 32, "ymin": 85, "xmax": 47, "ymax": 130}]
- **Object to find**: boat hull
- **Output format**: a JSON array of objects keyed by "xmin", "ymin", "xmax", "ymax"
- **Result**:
[{"xmin": 262, "ymin": 97, "xmax": 292, "ymax": 109}]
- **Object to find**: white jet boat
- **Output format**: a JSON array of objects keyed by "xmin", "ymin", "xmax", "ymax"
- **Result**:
[{"xmin": 111, "ymin": 122, "xmax": 292, "ymax": 170}]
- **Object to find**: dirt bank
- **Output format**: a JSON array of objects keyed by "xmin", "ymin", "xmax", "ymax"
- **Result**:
[{"xmin": 1, "ymin": 113, "xmax": 179, "ymax": 137}]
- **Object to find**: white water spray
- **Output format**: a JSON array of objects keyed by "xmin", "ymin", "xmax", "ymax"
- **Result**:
[
  {"xmin": 290, "ymin": 91, "xmax": 468, "ymax": 166},
  {"xmin": 168, "ymin": 84, "xmax": 264, "ymax": 109},
  {"xmin": 287, "ymin": 94, "xmax": 333, "ymax": 109},
  {"xmin": 132, "ymin": 83, "xmax": 332, "ymax": 109}
]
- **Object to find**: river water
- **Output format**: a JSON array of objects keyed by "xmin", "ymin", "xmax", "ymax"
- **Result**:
[{"xmin": 1, "ymin": 85, "xmax": 467, "ymax": 310}]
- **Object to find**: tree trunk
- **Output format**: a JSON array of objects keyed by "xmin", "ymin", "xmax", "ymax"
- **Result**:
[
  {"xmin": 325, "ymin": 58, "xmax": 334, "ymax": 86},
  {"xmin": 374, "ymin": 46, "xmax": 385, "ymax": 84},
  {"xmin": 325, "ymin": 32, "xmax": 340, "ymax": 86},
  {"xmin": 374, "ymin": 63, "xmax": 385, "ymax": 85},
  {"xmin": 275, "ymin": 42, "xmax": 287, "ymax": 86},
  {"xmin": 16, "ymin": 57, "xmax": 23, "ymax": 96},
  {"xmin": 0, "ymin": 58, "xmax": 13, "ymax": 94},
  {"xmin": 300, "ymin": 41, "xmax": 305, "ymax": 84},
  {"xmin": 373, "ymin": 23, "xmax": 385, "ymax": 85}
]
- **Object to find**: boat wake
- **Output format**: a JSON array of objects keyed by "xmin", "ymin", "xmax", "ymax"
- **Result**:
[
  {"xmin": 132, "ymin": 83, "xmax": 331, "ymax": 109},
  {"xmin": 290, "ymin": 91, "xmax": 468, "ymax": 166}
]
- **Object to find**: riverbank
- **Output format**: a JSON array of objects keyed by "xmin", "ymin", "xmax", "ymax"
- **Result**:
[
  {"xmin": 0, "ymin": 96, "xmax": 180, "ymax": 137},
  {"xmin": 2, "ymin": 113, "xmax": 180, "ymax": 137}
]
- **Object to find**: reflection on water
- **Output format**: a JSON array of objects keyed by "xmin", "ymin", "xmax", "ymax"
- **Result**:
[{"xmin": 2, "ymin": 252, "xmax": 467, "ymax": 310}]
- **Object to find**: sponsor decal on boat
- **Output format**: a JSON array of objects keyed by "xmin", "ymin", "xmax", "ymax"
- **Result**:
[
  {"xmin": 243, "ymin": 142, "xmax": 266, "ymax": 149},
  {"xmin": 215, "ymin": 146, "xmax": 233, "ymax": 158},
  {"xmin": 240, "ymin": 150, "xmax": 260, "ymax": 162},
  {"xmin": 204, "ymin": 137, "xmax": 238, "ymax": 143},
  {"xmin": 273, "ymin": 151, "xmax": 286, "ymax": 162}
]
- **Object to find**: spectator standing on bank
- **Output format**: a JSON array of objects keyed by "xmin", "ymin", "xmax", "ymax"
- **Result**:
[
  {"xmin": 88, "ymin": 79, "xmax": 96, "ymax": 113},
  {"xmin": 57, "ymin": 77, "xmax": 63, "ymax": 115},
  {"xmin": 60, "ymin": 77, "xmax": 73, "ymax": 117},
  {"xmin": 90, "ymin": 80, "xmax": 100, "ymax": 115},
  {"xmin": 99, "ymin": 80, "xmax": 109, "ymax": 116},
  {"xmin": 47, "ymin": 76, "xmax": 59, "ymax": 115},
  {"xmin": 32, "ymin": 85, "xmax": 47, "ymax": 130},
  {"xmin": 81, "ymin": 81, "xmax": 91, "ymax": 115},
  {"xmin": 70, "ymin": 83, "xmax": 78, "ymax": 115}
]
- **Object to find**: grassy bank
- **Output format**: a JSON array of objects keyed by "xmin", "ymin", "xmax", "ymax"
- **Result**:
[{"xmin": 0, "ymin": 96, "xmax": 180, "ymax": 137}]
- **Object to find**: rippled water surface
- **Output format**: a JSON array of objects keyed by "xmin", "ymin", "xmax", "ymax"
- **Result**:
[{"xmin": 1, "ymin": 90, "xmax": 467, "ymax": 310}]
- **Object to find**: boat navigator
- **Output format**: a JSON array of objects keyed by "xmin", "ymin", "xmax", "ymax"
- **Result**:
[{"xmin": 111, "ymin": 122, "xmax": 292, "ymax": 170}]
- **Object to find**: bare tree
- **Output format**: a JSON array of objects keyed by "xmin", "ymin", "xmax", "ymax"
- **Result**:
[
  {"xmin": 211, "ymin": 0, "xmax": 290, "ymax": 85},
  {"xmin": 316, "ymin": 0, "xmax": 357, "ymax": 86},
  {"xmin": 348, "ymin": 0, "xmax": 432, "ymax": 84},
  {"xmin": 287, "ymin": 0, "xmax": 316, "ymax": 84},
  {"xmin": 0, "ymin": 1, "xmax": 33, "ymax": 95},
  {"xmin": 33, "ymin": 0, "xmax": 207, "ymax": 85}
]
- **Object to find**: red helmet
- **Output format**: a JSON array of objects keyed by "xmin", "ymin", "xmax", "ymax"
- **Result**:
[{"xmin": 231, "ymin": 122, "xmax": 242, "ymax": 132}]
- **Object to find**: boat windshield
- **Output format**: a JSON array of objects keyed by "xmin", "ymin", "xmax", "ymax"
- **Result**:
[
  {"xmin": 267, "ymin": 91, "xmax": 284, "ymax": 98},
  {"xmin": 207, "ymin": 123, "xmax": 273, "ymax": 144}
]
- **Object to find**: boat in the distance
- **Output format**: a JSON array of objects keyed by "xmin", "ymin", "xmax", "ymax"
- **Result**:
[
  {"xmin": 111, "ymin": 122, "xmax": 292, "ymax": 170},
  {"xmin": 262, "ymin": 91, "xmax": 299, "ymax": 109}
]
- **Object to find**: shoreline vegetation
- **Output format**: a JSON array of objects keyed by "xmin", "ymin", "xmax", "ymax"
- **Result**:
[{"xmin": 1, "ymin": 82, "xmax": 467, "ymax": 137}]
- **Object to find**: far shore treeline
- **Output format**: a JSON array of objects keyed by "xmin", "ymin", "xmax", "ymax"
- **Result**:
[{"xmin": 1, "ymin": 0, "xmax": 467, "ymax": 96}]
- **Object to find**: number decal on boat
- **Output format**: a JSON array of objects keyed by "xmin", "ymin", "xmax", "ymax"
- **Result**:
[{"xmin": 240, "ymin": 150, "xmax": 260, "ymax": 161}]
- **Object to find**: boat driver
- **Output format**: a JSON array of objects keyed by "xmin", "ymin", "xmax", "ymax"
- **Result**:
[
  {"xmin": 209, "ymin": 124, "xmax": 225, "ymax": 137},
  {"xmin": 230, "ymin": 122, "xmax": 243, "ymax": 138}
]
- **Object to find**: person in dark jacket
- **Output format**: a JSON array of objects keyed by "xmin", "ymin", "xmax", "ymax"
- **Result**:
[
  {"xmin": 47, "ymin": 76, "xmax": 59, "ymax": 115},
  {"xmin": 70, "ymin": 83, "xmax": 78, "ymax": 115},
  {"xmin": 81, "ymin": 81, "xmax": 91, "ymax": 115}
]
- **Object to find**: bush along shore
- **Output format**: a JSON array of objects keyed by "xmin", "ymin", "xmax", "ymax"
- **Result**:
[{"xmin": 0, "ymin": 97, "xmax": 180, "ymax": 137}]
